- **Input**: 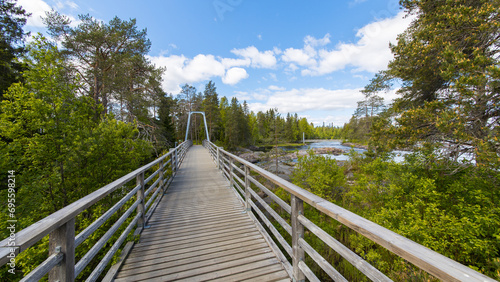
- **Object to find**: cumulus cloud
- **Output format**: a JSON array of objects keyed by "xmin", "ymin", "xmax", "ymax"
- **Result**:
[
  {"xmin": 307, "ymin": 11, "xmax": 414, "ymax": 75},
  {"xmin": 304, "ymin": 33, "xmax": 331, "ymax": 47},
  {"xmin": 268, "ymin": 85, "xmax": 285, "ymax": 91},
  {"xmin": 248, "ymin": 87, "xmax": 365, "ymax": 113},
  {"xmin": 282, "ymin": 48, "xmax": 316, "ymax": 67},
  {"xmin": 19, "ymin": 0, "xmax": 81, "ymax": 28},
  {"xmin": 223, "ymin": 67, "xmax": 249, "ymax": 85},
  {"xmin": 146, "ymin": 11, "xmax": 412, "ymax": 95},
  {"xmin": 282, "ymin": 11, "xmax": 413, "ymax": 76},
  {"xmin": 231, "ymin": 46, "xmax": 277, "ymax": 68},
  {"xmin": 148, "ymin": 54, "xmax": 227, "ymax": 93},
  {"xmin": 19, "ymin": 0, "xmax": 52, "ymax": 27}
]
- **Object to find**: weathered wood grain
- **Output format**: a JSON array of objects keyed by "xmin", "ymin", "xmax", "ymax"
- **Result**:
[
  {"xmin": 206, "ymin": 141, "xmax": 497, "ymax": 282},
  {"xmin": 114, "ymin": 146, "xmax": 290, "ymax": 281}
]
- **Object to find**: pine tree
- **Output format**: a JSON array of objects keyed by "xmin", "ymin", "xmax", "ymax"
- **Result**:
[{"xmin": 0, "ymin": 0, "xmax": 29, "ymax": 100}]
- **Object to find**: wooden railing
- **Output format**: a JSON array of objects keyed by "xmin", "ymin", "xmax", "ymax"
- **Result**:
[
  {"xmin": 203, "ymin": 140, "xmax": 495, "ymax": 282},
  {"xmin": 0, "ymin": 140, "xmax": 192, "ymax": 281}
]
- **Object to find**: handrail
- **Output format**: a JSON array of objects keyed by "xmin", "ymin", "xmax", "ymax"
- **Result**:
[
  {"xmin": 202, "ymin": 140, "xmax": 495, "ymax": 282},
  {"xmin": 0, "ymin": 140, "xmax": 192, "ymax": 281}
]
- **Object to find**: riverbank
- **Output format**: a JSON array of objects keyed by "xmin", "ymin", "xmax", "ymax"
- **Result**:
[{"xmin": 340, "ymin": 142, "xmax": 369, "ymax": 150}]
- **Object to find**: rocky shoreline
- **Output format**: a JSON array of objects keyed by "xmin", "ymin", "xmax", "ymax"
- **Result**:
[
  {"xmin": 340, "ymin": 142, "xmax": 369, "ymax": 150},
  {"xmin": 237, "ymin": 146, "xmax": 345, "ymax": 164},
  {"xmin": 236, "ymin": 146, "xmax": 347, "ymax": 182}
]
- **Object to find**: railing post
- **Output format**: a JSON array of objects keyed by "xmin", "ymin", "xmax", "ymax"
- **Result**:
[
  {"xmin": 217, "ymin": 146, "xmax": 220, "ymax": 169},
  {"xmin": 136, "ymin": 172, "xmax": 145, "ymax": 229},
  {"xmin": 174, "ymin": 146, "xmax": 178, "ymax": 172},
  {"xmin": 229, "ymin": 157, "xmax": 234, "ymax": 189},
  {"xmin": 159, "ymin": 158, "xmax": 165, "ymax": 192},
  {"xmin": 291, "ymin": 195, "xmax": 305, "ymax": 282},
  {"xmin": 49, "ymin": 218, "xmax": 75, "ymax": 281},
  {"xmin": 244, "ymin": 166, "xmax": 251, "ymax": 212}
]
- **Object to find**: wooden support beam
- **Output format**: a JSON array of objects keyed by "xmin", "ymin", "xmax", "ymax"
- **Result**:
[
  {"xmin": 291, "ymin": 195, "xmax": 305, "ymax": 282},
  {"xmin": 48, "ymin": 218, "xmax": 75, "ymax": 282}
]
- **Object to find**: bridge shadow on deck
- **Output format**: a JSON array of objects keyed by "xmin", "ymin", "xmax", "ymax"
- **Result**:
[{"xmin": 114, "ymin": 146, "xmax": 290, "ymax": 281}]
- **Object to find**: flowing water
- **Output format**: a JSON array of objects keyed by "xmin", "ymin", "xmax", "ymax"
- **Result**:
[{"xmin": 280, "ymin": 140, "xmax": 410, "ymax": 163}]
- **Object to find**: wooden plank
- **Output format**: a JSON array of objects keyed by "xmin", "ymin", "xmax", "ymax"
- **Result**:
[
  {"xmin": 21, "ymin": 253, "xmax": 63, "ymax": 281},
  {"xmin": 246, "ymin": 204, "xmax": 294, "ymax": 278},
  {"xmin": 129, "ymin": 232, "xmax": 262, "ymax": 255},
  {"xmin": 172, "ymin": 257, "xmax": 284, "ymax": 282},
  {"xmin": 136, "ymin": 224, "xmax": 257, "ymax": 246},
  {"xmin": 248, "ymin": 174, "xmax": 291, "ymax": 214},
  {"xmin": 118, "ymin": 246, "xmax": 272, "ymax": 277},
  {"xmin": 248, "ymin": 186, "xmax": 292, "ymax": 234},
  {"xmin": 213, "ymin": 143, "xmax": 496, "ymax": 282},
  {"xmin": 75, "ymin": 183, "xmax": 140, "ymax": 247},
  {"xmin": 102, "ymin": 241, "xmax": 135, "ymax": 282},
  {"xmin": 114, "ymin": 146, "xmax": 291, "ymax": 282},
  {"xmin": 125, "ymin": 235, "xmax": 265, "ymax": 261},
  {"xmin": 299, "ymin": 238, "xmax": 347, "ymax": 282},
  {"xmin": 241, "ymin": 270, "xmax": 291, "ymax": 282},
  {"xmin": 137, "ymin": 215, "xmax": 252, "ymax": 235},
  {"xmin": 119, "ymin": 242, "xmax": 270, "ymax": 272},
  {"xmin": 117, "ymin": 255, "xmax": 281, "ymax": 282},
  {"xmin": 87, "ymin": 213, "xmax": 140, "ymax": 282},
  {"xmin": 0, "ymin": 142, "xmax": 187, "ymax": 266},
  {"xmin": 298, "ymin": 260, "xmax": 321, "ymax": 282},
  {"xmin": 210, "ymin": 264, "xmax": 287, "ymax": 281},
  {"xmin": 298, "ymin": 214, "xmax": 391, "ymax": 281},
  {"xmin": 75, "ymin": 200, "xmax": 140, "ymax": 276},
  {"xmin": 138, "ymin": 221, "xmax": 255, "ymax": 242},
  {"xmin": 133, "ymin": 229, "xmax": 261, "ymax": 251},
  {"xmin": 250, "ymin": 201, "xmax": 293, "ymax": 257}
]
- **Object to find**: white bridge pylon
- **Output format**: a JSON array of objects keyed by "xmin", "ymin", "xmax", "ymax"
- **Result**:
[{"xmin": 185, "ymin": 111, "xmax": 210, "ymax": 142}]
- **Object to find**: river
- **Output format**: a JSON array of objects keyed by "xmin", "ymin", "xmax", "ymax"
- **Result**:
[{"xmin": 280, "ymin": 140, "xmax": 410, "ymax": 163}]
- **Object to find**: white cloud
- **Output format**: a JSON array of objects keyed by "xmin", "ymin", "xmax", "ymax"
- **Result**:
[
  {"xmin": 148, "ymin": 54, "xmax": 253, "ymax": 93},
  {"xmin": 148, "ymin": 54, "xmax": 229, "ymax": 93},
  {"xmin": 231, "ymin": 46, "xmax": 277, "ymax": 68},
  {"xmin": 65, "ymin": 1, "xmax": 79, "ymax": 10},
  {"xmin": 305, "ymin": 11, "xmax": 414, "ymax": 75},
  {"xmin": 223, "ymin": 67, "xmax": 249, "ymax": 85},
  {"xmin": 309, "ymin": 115, "xmax": 354, "ymax": 127},
  {"xmin": 20, "ymin": 0, "xmax": 81, "ymax": 28},
  {"xmin": 282, "ymin": 48, "xmax": 316, "ymax": 67},
  {"xmin": 304, "ymin": 33, "xmax": 331, "ymax": 47},
  {"xmin": 220, "ymin": 57, "xmax": 250, "ymax": 68},
  {"xmin": 281, "ymin": 11, "xmax": 413, "ymax": 77},
  {"xmin": 248, "ymin": 87, "xmax": 365, "ymax": 113},
  {"xmin": 19, "ymin": 0, "xmax": 52, "ymax": 27},
  {"xmin": 268, "ymin": 85, "xmax": 285, "ymax": 91}
]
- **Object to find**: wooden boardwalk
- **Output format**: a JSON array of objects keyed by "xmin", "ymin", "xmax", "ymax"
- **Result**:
[{"xmin": 114, "ymin": 146, "xmax": 291, "ymax": 281}]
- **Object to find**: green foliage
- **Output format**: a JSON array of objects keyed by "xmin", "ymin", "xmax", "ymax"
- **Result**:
[
  {"xmin": 291, "ymin": 151, "xmax": 345, "ymax": 200},
  {"xmin": 288, "ymin": 147, "xmax": 499, "ymax": 279},
  {"xmin": 0, "ymin": 0, "xmax": 29, "ymax": 99},
  {"xmin": 363, "ymin": 0, "xmax": 499, "ymax": 168},
  {"xmin": 0, "ymin": 36, "xmax": 153, "ymax": 279}
]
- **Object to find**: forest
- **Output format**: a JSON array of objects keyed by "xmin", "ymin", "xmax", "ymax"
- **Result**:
[{"xmin": 0, "ymin": 0, "xmax": 499, "ymax": 280}]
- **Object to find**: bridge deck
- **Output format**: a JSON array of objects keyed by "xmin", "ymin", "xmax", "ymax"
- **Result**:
[{"xmin": 114, "ymin": 146, "xmax": 290, "ymax": 281}]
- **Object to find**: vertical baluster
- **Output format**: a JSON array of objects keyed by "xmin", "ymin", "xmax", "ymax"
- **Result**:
[
  {"xmin": 49, "ymin": 218, "xmax": 75, "ymax": 281},
  {"xmin": 136, "ymin": 172, "xmax": 145, "ymax": 229},
  {"xmin": 291, "ymin": 194, "xmax": 305, "ymax": 282},
  {"xmin": 229, "ymin": 157, "xmax": 234, "ymax": 189},
  {"xmin": 159, "ymin": 157, "xmax": 165, "ymax": 193},
  {"xmin": 174, "ymin": 146, "xmax": 178, "ymax": 172},
  {"xmin": 244, "ymin": 166, "xmax": 251, "ymax": 212},
  {"xmin": 217, "ymin": 146, "xmax": 220, "ymax": 169}
]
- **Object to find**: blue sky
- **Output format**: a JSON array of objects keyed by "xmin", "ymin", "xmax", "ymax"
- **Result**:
[{"xmin": 19, "ymin": 0, "xmax": 413, "ymax": 126}]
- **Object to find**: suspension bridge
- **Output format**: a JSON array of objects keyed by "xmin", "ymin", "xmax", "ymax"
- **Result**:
[{"xmin": 0, "ymin": 112, "xmax": 495, "ymax": 281}]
